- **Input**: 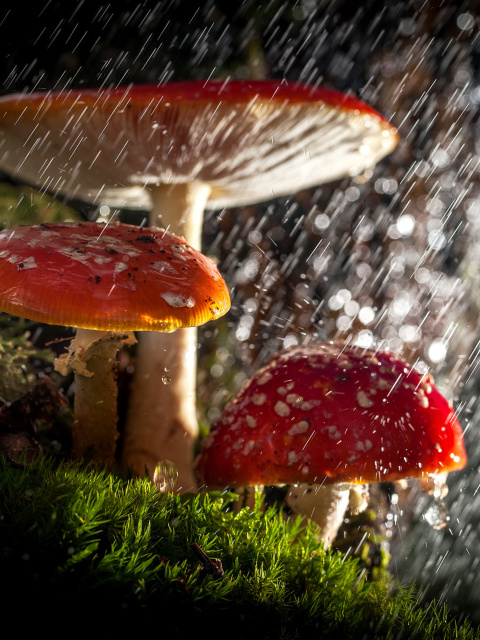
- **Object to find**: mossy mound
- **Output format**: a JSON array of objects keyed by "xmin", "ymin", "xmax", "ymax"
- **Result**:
[{"xmin": 0, "ymin": 455, "xmax": 478, "ymax": 638}]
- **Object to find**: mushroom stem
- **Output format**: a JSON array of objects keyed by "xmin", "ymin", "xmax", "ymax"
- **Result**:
[
  {"xmin": 149, "ymin": 182, "xmax": 212, "ymax": 249},
  {"xmin": 54, "ymin": 328, "xmax": 135, "ymax": 465},
  {"xmin": 121, "ymin": 328, "xmax": 198, "ymax": 491},
  {"xmin": 285, "ymin": 483, "xmax": 352, "ymax": 548},
  {"xmin": 122, "ymin": 182, "xmax": 212, "ymax": 491}
]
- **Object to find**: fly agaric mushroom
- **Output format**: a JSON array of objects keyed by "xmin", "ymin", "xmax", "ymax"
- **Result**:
[
  {"xmin": 195, "ymin": 341, "xmax": 466, "ymax": 546},
  {"xmin": 0, "ymin": 221, "xmax": 229, "ymax": 475},
  {"xmin": 0, "ymin": 80, "xmax": 398, "ymax": 485}
]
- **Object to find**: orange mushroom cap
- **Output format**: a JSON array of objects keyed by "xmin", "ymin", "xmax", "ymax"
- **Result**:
[
  {"xmin": 0, "ymin": 80, "xmax": 398, "ymax": 210},
  {"xmin": 196, "ymin": 342, "xmax": 467, "ymax": 488},
  {"xmin": 0, "ymin": 221, "xmax": 230, "ymax": 331}
]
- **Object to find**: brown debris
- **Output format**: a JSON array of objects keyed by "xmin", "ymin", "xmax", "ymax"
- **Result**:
[
  {"xmin": 0, "ymin": 376, "xmax": 68, "ymax": 462},
  {"xmin": 190, "ymin": 542, "xmax": 225, "ymax": 580}
]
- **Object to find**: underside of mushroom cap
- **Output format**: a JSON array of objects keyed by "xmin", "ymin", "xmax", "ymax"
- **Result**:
[
  {"xmin": 196, "ymin": 341, "xmax": 466, "ymax": 488},
  {"xmin": 0, "ymin": 80, "xmax": 398, "ymax": 210},
  {"xmin": 0, "ymin": 221, "xmax": 230, "ymax": 331}
]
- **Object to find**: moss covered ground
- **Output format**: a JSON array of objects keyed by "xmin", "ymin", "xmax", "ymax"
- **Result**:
[{"xmin": 0, "ymin": 455, "xmax": 478, "ymax": 639}]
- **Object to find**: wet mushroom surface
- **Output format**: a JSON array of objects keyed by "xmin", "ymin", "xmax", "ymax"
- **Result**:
[
  {"xmin": 0, "ymin": 79, "xmax": 398, "ymax": 489},
  {"xmin": 0, "ymin": 221, "xmax": 230, "ymax": 467},
  {"xmin": 0, "ymin": 80, "xmax": 399, "ymax": 213},
  {"xmin": 196, "ymin": 341, "xmax": 467, "ymax": 545},
  {"xmin": 0, "ymin": 221, "xmax": 229, "ymax": 331}
]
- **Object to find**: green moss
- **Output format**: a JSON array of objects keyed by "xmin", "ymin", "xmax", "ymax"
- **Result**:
[
  {"xmin": 0, "ymin": 317, "xmax": 55, "ymax": 402},
  {"xmin": 0, "ymin": 183, "xmax": 81, "ymax": 230},
  {"xmin": 334, "ymin": 506, "xmax": 392, "ymax": 585},
  {"xmin": 0, "ymin": 455, "xmax": 477, "ymax": 638}
]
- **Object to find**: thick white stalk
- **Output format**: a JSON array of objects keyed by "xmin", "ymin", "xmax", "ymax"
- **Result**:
[
  {"xmin": 122, "ymin": 182, "xmax": 211, "ymax": 492},
  {"xmin": 122, "ymin": 328, "xmax": 198, "ymax": 491},
  {"xmin": 54, "ymin": 328, "xmax": 135, "ymax": 466},
  {"xmin": 148, "ymin": 182, "xmax": 212, "ymax": 249},
  {"xmin": 285, "ymin": 483, "xmax": 352, "ymax": 548}
]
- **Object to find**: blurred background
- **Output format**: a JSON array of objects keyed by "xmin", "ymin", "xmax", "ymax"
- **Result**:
[{"xmin": 0, "ymin": 0, "xmax": 479, "ymax": 623}]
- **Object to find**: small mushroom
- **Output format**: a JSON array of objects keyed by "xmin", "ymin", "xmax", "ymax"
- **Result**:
[
  {"xmin": 0, "ymin": 221, "xmax": 229, "ymax": 471},
  {"xmin": 195, "ymin": 341, "xmax": 466, "ymax": 547},
  {"xmin": 0, "ymin": 80, "xmax": 398, "ymax": 484}
]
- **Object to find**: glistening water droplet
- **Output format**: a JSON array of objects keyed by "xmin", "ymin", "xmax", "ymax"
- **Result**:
[
  {"xmin": 153, "ymin": 459, "xmax": 178, "ymax": 493},
  {"xmin": 419, "ymin": 472, "xmax": 449, "ymax": 498},
  {"xmin": 420, "ymin": 473, "xmax": 450, "ymax": 530},
  {"xmin": 423, "ymin": 498, "xmax": 450, "ymax": 530},
  {"xmin": 162, "ymin": 374, "xmax": 172, "ymax": 385}
]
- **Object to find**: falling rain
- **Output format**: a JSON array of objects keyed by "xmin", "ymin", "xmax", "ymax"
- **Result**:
[{"xmin": 0, "ymin": 0, "xmax": 479, "ymax": 627}]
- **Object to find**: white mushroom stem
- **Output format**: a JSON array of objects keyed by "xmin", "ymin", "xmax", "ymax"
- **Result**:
[
  {"xmin": 121, "ymin": 328, "xmax": 198, "ymax": 491},
  {"xmin": 285, "ymin": 483, "xmax": 369, "ymax": 549},
  {"xmin": 148, "ymin": 182, "xmax": 212, "ymax": 247},
  {"xmin": 122, "ymin": 182, "xmax": 212, "ymax": 492},
  {"xmin": 54, "ymin": 328, "xmax": 136, "ymax": 466}
]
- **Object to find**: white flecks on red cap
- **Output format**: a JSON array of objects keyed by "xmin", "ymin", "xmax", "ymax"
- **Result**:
[
  {"xmin": 195, "ymin": 341, "xmax": 467, "ymax": 488},
  {"xmin": 0, "ymin": 221, "xmax": 230, "ymax": 332}
]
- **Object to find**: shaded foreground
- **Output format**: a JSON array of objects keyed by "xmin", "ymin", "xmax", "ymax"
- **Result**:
[{"xmin": 0, "ymin": 456, "xmax": 477, "ymax": 639}]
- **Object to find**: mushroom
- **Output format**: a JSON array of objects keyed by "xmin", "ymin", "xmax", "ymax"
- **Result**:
[
  {"xmin": 0, "ymin": 80, "xmax": 398, "ymax": 484},
  {"xmin": 0, "ymin": 221, "xmax": 230, "ymax": 474},
  {"xmin": 195, "ymin": 341, "xmax": 466, "ymax": 547}
]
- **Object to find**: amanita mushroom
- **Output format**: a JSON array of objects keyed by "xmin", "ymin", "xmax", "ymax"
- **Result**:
[
  {"xmin": 0, "ymin": 80, "xmax": 398, "ymax": 484},
  {"xmin": 195, "ymin": 341, "xmax": 466, "ymax": 546},
  {"xmin": 0, "ymin": 221, "xmax": 229, "ymax": 476}
]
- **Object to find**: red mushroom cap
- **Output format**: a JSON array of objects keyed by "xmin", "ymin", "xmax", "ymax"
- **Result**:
[
  {"xmin": 0, "ymin": 80, "xmax": 398, "ymax": 210},
  {"xmin": 0, "ymin": 222, "xmax": 230, "ymax": 331},
  {"xmin": 196, "ymin": 342, "xmax": 467, "ymax": 488}
]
